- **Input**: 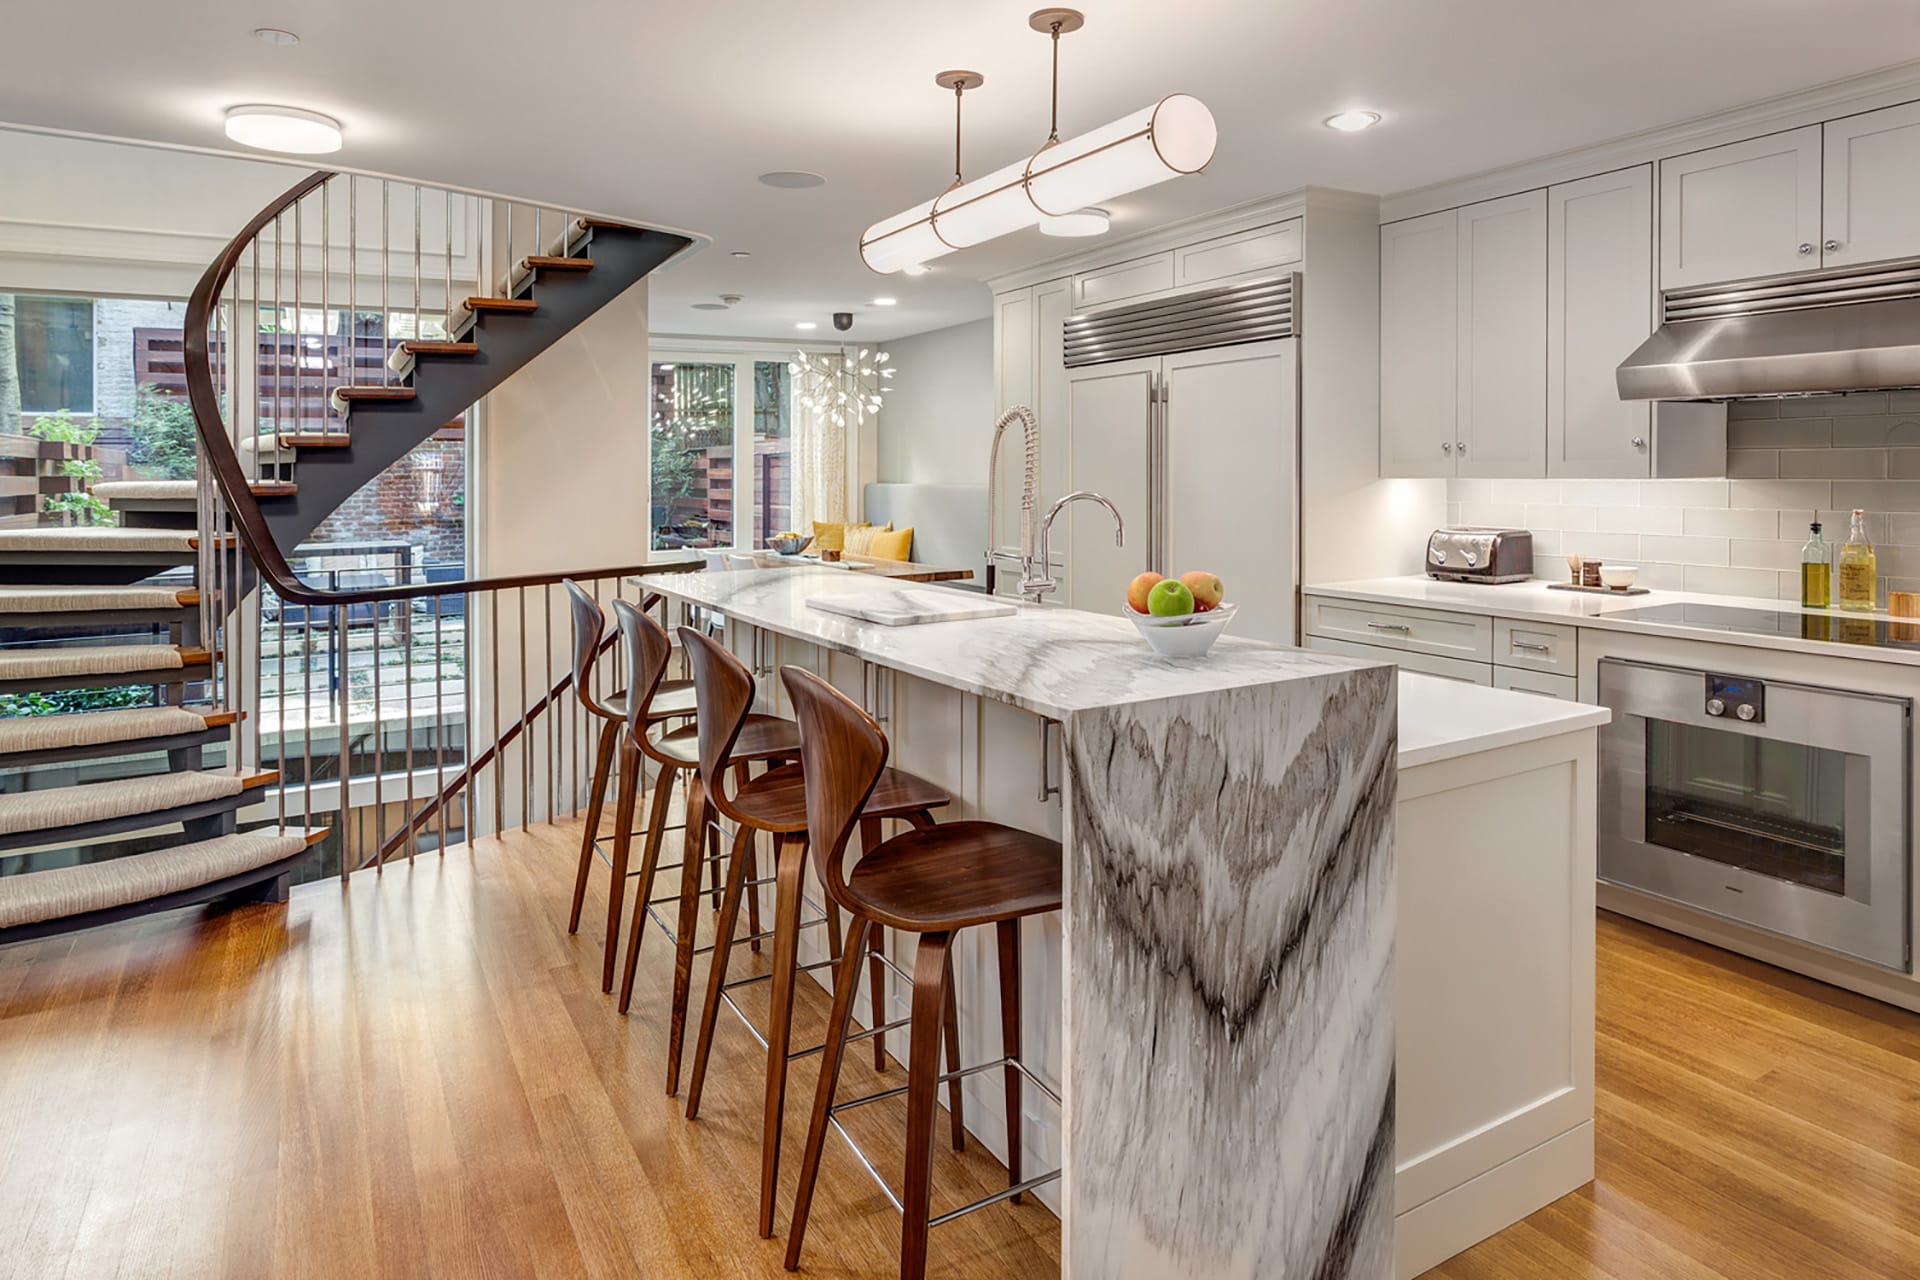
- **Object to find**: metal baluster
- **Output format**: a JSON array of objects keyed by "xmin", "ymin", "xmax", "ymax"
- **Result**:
[
  {"xmin": 337, "ymin": 607, "xmax": 350, "ymax": 880},
  {"xmin": 272, "ymin": 215, "xmax": 282, "ymax": 453},
  {"xmin": 413, "ymin": 184, "xmax": 422, "ymax": 349},
  {"xmin": 519, "ymin": 588, "xmax": 529, "ymax": 831},
  {"xmin": 373, "ymin": 608, "xmax": 384, "ymax": 864},
  {"xmin": 491, "ymin": 593, "xmax": 502, "ymax": 836},
  {"xmin": 381, "ymin": 180, "xmax": 390, "ymax": 387},
  {"xmin": 405, "ymin": 567, "xmax": 415, "ymax": 855},
  {"xmin": 294, "ymin": 192, "xmax": 304, "ymax": 440},
  {"xmin": 304, "ymin": 580, "xmax": 314, "ymax": 855},
  {"xmin": 248, "ymin": 243, "xmax": 259, "ymax": 481},
  {"xmin": 437, "ymin": 592, "xmax": 448, "ymax": 854},
  {"xmin": 321, "ymin": 180, "xmax": 329, "ymax": 445},
  {"xmin": 348, "ymin": 174, "xmax": 356, "ymax": 440},
  {"xmin": 463, "ymin": 590, "xmax": 474, "ymax": 844},
  {"xmin": 445, "ymin": 189, "xmax": 454, "ymax": 338},
  {"xmin": 505, "ymin": 202, "xmax": 514, "ymax": 296},
  {"xmin": 545, "ymin": 583, "xmax": 554, "ymax": 824}
]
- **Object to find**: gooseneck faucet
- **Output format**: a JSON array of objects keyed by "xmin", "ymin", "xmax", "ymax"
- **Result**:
[
  {"xmin": 985, "ymin": 404, "xmax": 1042, "ymax": 597},
  {"xmin": 1024, "ymin": 490, "xmax": 1125, "ymax": 604}
]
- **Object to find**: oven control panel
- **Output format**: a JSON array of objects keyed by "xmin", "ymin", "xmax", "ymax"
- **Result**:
[{"xmin": 1705, "ymin": 673, "xmax": 1765, "ymax": 724}]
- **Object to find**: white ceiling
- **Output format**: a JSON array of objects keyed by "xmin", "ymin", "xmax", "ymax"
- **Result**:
[{"xmin": 5, "ymin": 0, "xmax": 1920, "ymax": 341}]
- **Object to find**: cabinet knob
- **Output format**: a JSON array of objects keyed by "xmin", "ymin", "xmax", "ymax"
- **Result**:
[
  {"xmin": 1631, "ymin": 436, "xmax": 1647, "ymax": 450},
  {"xmin": 1824, "ymin": 239, "xmax": 1841, "ymax": 253},
  {"xmin": 1798, "ymin": 242, "xmax": 1815, "ymax": 255},
  {"xmin": 1441, "ymin": 441, "xmax": 1452, "ymax": 454},
  {"xmin": 1456, "ymin": 440, "xmax": 1468, "ymax": 455}
]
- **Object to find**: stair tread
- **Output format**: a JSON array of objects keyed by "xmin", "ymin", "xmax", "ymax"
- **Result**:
[
  {"xmin": 242, "ymin": 433, "xmax": 351, "ymax": 451},
  {"xmin": 463, "ymin": 297, "xmax": 538, "ymax": 313},
  {"xmin": 524, "ymin": 256, "xmax": 593, "ymax": 271},
  {"xmin": 0, "ymin": 527, "xmax": 198, "ymax": 554},
  {"xmin": 0, "ymin": 644, "xmax": 207, "ymax": 681},
  {"xmin": 0, "ymin": 826, "xmax": 325, "ymax": 929},
  {"xmin": 401, "ymin": 341, "xmax": 479, "ymax": 355},
  {"xmin": 0, "ymin": 706, "xmax": 225, "ymax": 756},
  {"xmin": 90, "ymin": 480, "xmax": 196, "ymax": 501},
  {"xmin": 333, "ymin": 386, "xmax": 418, "ymax": 401},
  {"xmin": 0, "ymin": 769, "xmax": 265, "ymax": 839},
  {"xmin": 0, "ymin": 585, "xmax": 196, "ymax": 613}
]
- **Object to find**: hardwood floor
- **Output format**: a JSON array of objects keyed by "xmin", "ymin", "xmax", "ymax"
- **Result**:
[
  {"xmin": 0, "ymin": 815, "xmax": 1061, "ymax": 1280},
  {"xmin": 5, "ymin": 813, "xmax": 1920, "ymax": 1278},
  {"xmin": 1431, "ymin": 914, "xmax": 1920, "ymax": 1280}
]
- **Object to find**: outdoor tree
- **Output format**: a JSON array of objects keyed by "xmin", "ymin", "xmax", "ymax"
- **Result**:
[{"xmin": 0, "ymin": 294, "xmax": 18, "ymax": 436}]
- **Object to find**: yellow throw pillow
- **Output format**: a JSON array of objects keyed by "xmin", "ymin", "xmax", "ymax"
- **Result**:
[
  {"xmin": 866, "ymin": 527, "xmax": 913, "ymax": 561},
  {"xmin": 841, "ymin": 522, "xmax": 894, "ymax": 556},
  {"xmin": 810, "ymin": 520, "xmax": 870, "ymax": 553}
]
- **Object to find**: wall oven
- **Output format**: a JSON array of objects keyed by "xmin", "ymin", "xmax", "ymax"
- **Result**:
[{"xmin": 1598, "ymin": 658, "xmax": 1912, "ymax": 971}]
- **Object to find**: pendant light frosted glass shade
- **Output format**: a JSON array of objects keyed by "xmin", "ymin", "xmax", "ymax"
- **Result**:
[
  {"xmin": 1025, "ymin": 94, "xmax": 1216, "ymax": 216},
  {"xmin": 931, "ymin": 157, "xmax": 1042, "ymax": 248},
  {"xmin": 859, "ymin": 197, "xmax": 957, "ymax": 275}
]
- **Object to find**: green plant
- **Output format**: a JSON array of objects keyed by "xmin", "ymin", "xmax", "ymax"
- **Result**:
[
  {"xmin": 123, "ymin": 384, "xmax": 199, "ymax": 479},
  {"xmin": 25, "ymin": 413, "xmax": 115, "ymax": 524},
  {"xmin": 25, "ymin": 409, "xmax": 100, "ymax": 446},
  {"xmin": 0, "ymin": 684, "xmax": 155, "ymax": 718}
]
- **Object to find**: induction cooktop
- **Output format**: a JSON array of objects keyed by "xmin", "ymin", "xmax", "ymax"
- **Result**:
[{"xmin": 1609, "ymin": 603, "xmax": 1920, "ymax": 651}]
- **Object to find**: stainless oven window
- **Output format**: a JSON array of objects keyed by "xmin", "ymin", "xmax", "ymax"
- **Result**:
[{"xmin": 1645, "ymin": 719, "xmax": 1854, "ymax": 895}]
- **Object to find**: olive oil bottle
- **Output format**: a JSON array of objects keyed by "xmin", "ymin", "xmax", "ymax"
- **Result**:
[
  {"xmin": 1837, "ymin": 508, "xmax": 1877, "ymax": 612},
  {"xmin": 1799, "ymin": 514, "xmax": 1831, "ymax": 608}
]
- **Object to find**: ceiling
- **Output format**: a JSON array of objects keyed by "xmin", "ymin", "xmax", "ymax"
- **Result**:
[{"xmin": 5, "ymin": 1, "xmax": 1920, "ymax": 341}]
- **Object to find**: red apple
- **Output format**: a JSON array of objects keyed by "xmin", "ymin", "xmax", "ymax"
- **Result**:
[
  {"xmin": 1126, "ymin": 571, "xmax": 1164, "ymax": 614},
  {"xmin": 1180, "ymin": 571, "xmax": 1225, "ymax": 612}
]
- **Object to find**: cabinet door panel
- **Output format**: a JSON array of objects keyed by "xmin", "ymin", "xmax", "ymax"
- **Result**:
[
  {"xmin": 1072, "ymin": 252, "xmax": 1175, "ymax": 310},
  {"xmin": 1659, "ymin": 126, "xmax": 1822, "ymax": 289},
  {"xmin": 1548, "ymin": 166, "xmax": 1653, "ymax": 478},
  {"xmin": 1823, "ymin": 102, "xmax": 1920, "ymax": 269},
  {"xmin": 1380, "ymin": 210, "xmax": 1459, "ymax": 478},
  {"xmin": 1163, "ymin": 341, "xmax": 1297, "ymax": 644},
  {"xmin": 1457, "ymin": 191, "xmax": 1547, "ymax": 478},
  {"xmin": 1065, "ymin": 358, "xmax": 1157, "ymax": 612},
  {"xmin": 1034, "ymin": 278, "xmax": 1072, "ymax": 577},
  {"xmin": 993, "ymin": 289, "xmax": 1036, "ymax": 556}
]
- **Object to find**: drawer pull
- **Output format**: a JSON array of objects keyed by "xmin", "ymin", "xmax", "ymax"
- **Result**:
[
  {"xmin": 1511, "ymin": 639, "xmax": 1553, "ymax": 653},
  {"xmin": 1366, "ymin": 621, "xmax": 1412, "ymax": 634}
]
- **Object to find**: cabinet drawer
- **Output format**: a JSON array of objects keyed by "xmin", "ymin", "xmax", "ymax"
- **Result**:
[
  {"xmin": 1493, "ymin": 617, "xmax": 1578, "ymax": 675},
  {"xmin": 1174, "ymin": 220, "xmax": 1302, "ymax": 288},
  {"xmin": 1306, "ymin": 633, "xmax": 1492, "ymax": 685},
  {"xmin": 1306, "ymin": 598, "xmax": 1493, "ymax": 662},
  {"xmin": 1493, "ymin": 666, "xmax": 1579, "ymax": 701},
  {"xmin": 1072, "ymin": 252, "xmax": 1175, "ymax": 310}
]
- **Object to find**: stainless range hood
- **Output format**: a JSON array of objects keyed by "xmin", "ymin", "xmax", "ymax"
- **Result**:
[{"xmin": 1618, "ymin": 256, "xmax": 1920, "ymax": 401}]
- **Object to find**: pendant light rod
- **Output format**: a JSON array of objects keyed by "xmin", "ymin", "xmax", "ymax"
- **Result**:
[
  {"xmin": 1030, "ymin": 7, "xmax": 1085, "ymax": 143},
  {"xmin": 933, "ymin": 70, "xmax": 985, "ymax": 186}
]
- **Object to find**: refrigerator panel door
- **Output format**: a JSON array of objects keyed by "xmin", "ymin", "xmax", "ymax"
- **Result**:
[{"xmin": 1064, "ymin": 357, "xmax": 1159, "ymax": 613}]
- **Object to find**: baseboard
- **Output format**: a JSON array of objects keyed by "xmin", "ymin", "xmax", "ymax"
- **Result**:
[{"xmin": 1394, "ymin": 1120, "xmax": 1593, "ymax": 1279}]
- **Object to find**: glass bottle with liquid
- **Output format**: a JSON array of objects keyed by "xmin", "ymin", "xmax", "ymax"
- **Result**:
[
  {"xmin": 1800, "ymin": 515, "xmax": 1831, "ymax": 608},
  {"xmin": 1837, "ymin": 508, "xmax": 1877, "ymax": 612}
]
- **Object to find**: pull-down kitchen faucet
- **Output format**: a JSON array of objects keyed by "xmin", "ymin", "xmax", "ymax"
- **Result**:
[
  {"xmin": 985, "ymin": 404, "xmax": 1042, "ymax": 597},
  {"xmin": 1022, "ymin": 491, "xmax": 1125, "ymax": 605}
]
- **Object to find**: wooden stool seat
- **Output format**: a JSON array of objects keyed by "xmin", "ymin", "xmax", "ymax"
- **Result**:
[
  {"xmin": 651, "ymin": 713, "xmax": 796, "ymax": 767},
  {"xmin": 845, "ymin": 821, "xmax": 1062, "ymax": 932},
  {"xmin": 728, "ymin": 762, "xmax": 952, "ymax": 836}
]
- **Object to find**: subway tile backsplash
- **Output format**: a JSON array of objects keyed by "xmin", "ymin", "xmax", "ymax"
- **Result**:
[{"xmin": 1443, "ymin": 393, "xmax": 1920, "ymax": 603}]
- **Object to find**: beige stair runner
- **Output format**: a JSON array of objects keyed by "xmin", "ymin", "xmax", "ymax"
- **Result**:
[
  {"xmin": 0, "ymin": 527, "xmax": 197, "ymax": 553},
  {"xmin": 89, "ymin": 480, "xmax": 198, "ymax": 502},
  {"xmin": 0, "ymin": 643, "xmax": 189, "ymax": 682},
  {"xmin": 0, "ymin": 706, "xmax": 218, "ymax": 755},
  {"xmin": 0, "ymin": 828, "xmax": 315, "ymax": 928},
  {"xmin": 0, "ymin": 770, "xmax": 248, "ymax": 837},
  {"xmin": 0, "ymin": 584, "xmax": 192, "ymax": 613}
]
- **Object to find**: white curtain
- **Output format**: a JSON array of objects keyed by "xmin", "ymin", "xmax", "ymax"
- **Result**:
[{"xmin": 791, "ymin": 353, "xmax": 850, "ymax": 530}]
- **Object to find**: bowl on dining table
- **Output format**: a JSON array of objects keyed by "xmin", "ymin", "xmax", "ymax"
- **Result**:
[{"xmin": 767, "ymin": 534, "xmax": 808, "ymax": 556}]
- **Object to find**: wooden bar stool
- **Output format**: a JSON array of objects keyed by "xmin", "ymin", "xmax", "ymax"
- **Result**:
[
  {"xmin": 562, "ymin": 579, "xmax": 696, "ymax": 992},
  {"xmin": 609, "ymin": 598, "xmax": 799, "ymax": 1095},
  {"xmin": 779, "ymin": 666, "xmax": 1063, "ymax": 1280},
  {"xmin": 676, "ymin": 628, "xmax": 953, "ymax": 1240}
]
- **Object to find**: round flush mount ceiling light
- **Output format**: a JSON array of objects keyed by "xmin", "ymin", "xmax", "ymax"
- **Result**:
[
  {"xmin": 691, "ymin": 302, "xmax": 729, "ymax": 311},
  {"xmin": 251, "ymin": 27, "xmax": 300, "ymax": 45},
  {"xmin": 730, "ymin": 250, "xmax": 752, "ymax": 259},
  {"xmin": 758, "ymin": 171, "xmax": 826, "ymax": 189},
  {"xmin": 1039, "ymin": 207, "xmax": 1109, "ymax": 237},
  {"xmin": 225, "ymin": 105, "xmax": 342, "ymax": 154},
  {"xmin": 1323, "ymin": 109, "xmax": 1382, "ymax": 133}
]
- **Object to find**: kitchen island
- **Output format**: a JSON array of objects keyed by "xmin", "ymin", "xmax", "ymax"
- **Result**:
[{"xmin": 644, "ymin": 567, "xmax": 1398, "ymax": 1279}]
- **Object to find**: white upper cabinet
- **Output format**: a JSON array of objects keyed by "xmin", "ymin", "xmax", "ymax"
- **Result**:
[
  {"xmin": 1822, "ymin": 101, "xmax": 1920, "ymax": 269},
  {"xmin": 1380, "ymin": 209, "xmax": 1459, "ymax": 478},
  {"xmin": 1456, "ymin": 191, "xmax": 1547, "ymax": 478},
  {"xmin": 1548, "ymin": 166, "xmax": 1654, "ymax": 478},
  {"xmin": 1659, "ymin": 126, "xmax": 1823, "ymax": 289},
  {"xmin": 1071, "ymin": 252, "xmax": 1175, "ymax": 311},
  {"xmin": 991, "ymin": 279, "xmax": 1071, "ymax": 563}
]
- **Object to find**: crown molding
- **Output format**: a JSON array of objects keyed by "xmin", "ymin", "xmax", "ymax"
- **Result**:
[
  {"xmin": 984, "ymin": 186, "xmax": 1378, "ymax": 295},
  {"xmin": 1380, "ymin": 58, "xmax": 1920, "ymax": 223}
]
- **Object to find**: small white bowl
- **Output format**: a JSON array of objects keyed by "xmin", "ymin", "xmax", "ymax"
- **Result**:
[
  {"xmin": 1599, "ymin": 564, "xmax": 1640, "ymax": 590},
  {"xmin": 1127, "ymin": 603, "xmax": 1237, "ymax": 658}
]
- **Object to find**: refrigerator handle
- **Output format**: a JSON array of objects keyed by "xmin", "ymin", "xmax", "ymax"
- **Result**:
[
  {"xmin": 1154, "ymin": 372, "xmax": 1170, "ymax": 575},
  {"xmin": 1145, "ymin": 373, "xmax": 1158, "ymax": 576}
]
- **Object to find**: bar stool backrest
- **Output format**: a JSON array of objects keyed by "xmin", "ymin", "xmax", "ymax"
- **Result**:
[
  {"xmin": 780, "ymin": 665, "xmax": 888, "ymax": 909},
  {"xmin": 612, "ymin": 599, "xmax": 674, "ymax": 761},
  {"xmin": 564, "ymin": 579, "xmax": 617, "ymax": 719},
  {"xmin": 677, "ymin": 626, "xmax": 756, "ymax": 821}
]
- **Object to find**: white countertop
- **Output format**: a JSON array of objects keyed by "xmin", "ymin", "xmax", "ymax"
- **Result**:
[
  {"xmin": 1307, "ymin": 576, "xmax": 1920, "ymax": 667},
  {"xmin": 641, "ymin": 567, "xmax": 1385, "ymax": 720},
  {"xmin": 1396, "ymin": 672, "xmax": 1609, "ymax": 769}
]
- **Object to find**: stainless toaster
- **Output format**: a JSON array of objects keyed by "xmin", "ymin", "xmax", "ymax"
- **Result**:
[{"xmin": 1425, "ymin": 527, "xmax": 1533, "ymax": 584}]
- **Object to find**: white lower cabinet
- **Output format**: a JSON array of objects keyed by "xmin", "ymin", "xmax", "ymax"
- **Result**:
[
  {"xmin": 1493, "ymin": 665, "xmax": 1580, "ymax": 701},
  {"xmin": 1305, "ymin": 598, "xmax": 1586, "ymax": 698}
]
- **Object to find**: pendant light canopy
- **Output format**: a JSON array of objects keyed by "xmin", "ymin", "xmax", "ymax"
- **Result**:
[{"xmin": 859, "ymin": 9, "xmax": 1216, "ymax": 274}]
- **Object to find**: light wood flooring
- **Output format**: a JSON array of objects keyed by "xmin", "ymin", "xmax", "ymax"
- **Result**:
[{"xmin": 3, "ymin": 815, "xmax": 1919, "ymax": 1278}]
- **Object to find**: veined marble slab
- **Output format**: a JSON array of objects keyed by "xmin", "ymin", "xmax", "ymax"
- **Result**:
[
  {"xmin": 804, "ymin": 587, "xmax": 1016, "ymax": 626},
  {"xmin": 1064, "ymin": 668, "xmax": 1397, "ymax": 1279}
]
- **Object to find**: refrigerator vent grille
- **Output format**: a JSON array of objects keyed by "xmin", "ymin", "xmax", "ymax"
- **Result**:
[
  {"xmin": 1662, "ymin": 255, "xmax": 1920, "ymax": 322},
  {"xmin": 1062, "ymin": 274, "xmax": 1297, "ymax": 368}
]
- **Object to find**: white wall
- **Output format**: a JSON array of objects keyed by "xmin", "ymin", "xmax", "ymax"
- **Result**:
[{"xmin": 874, "ymin": 317, "xmax": 993, "ymax": 485}]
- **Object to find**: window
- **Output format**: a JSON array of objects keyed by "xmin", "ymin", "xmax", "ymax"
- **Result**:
[
  {"xmin": 11, "ymin": 295, "xmax": 95, "ymax": 414},
  {"xmin": 753, "ymin": 361, "xmax": 792, "ymax": 545},
  {"xmin": 648, "ymin": 353, "xmax": 795, "ymax": 552}
]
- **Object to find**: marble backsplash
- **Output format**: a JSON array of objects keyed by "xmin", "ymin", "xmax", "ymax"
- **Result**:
[{"xmin": 1447, "ymin": 391, "xmax": 1920, "ymax": 603}]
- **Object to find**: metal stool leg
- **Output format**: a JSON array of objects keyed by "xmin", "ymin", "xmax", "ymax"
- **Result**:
[{"xmin": 997, "ymin": 917, "xmax": 1023, "ymax": 1201}]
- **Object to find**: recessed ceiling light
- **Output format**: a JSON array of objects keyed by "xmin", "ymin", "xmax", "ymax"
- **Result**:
[
  {"xmin": 730, "ymin": 250, "xmax": 752, "ymax": 259},
  {"xmin": 252, "ymin": 27, "xmax": 300, "ymax": 45},
  {"xmin": 901, "ymin": 264, "xmax": 932, "ymax": 277},
  {"xmin": 225, "ymin": 105, "xmax": 342, "ymax": 154},
  {"xmin": 872, "ymin": 297, "xmax": 898, "ymax": 307},
  {"xmin": 1323, "ymin": 109, "xmax": 1382, "ymax": 133},
  {"xmin": 795, "ymin": 322, "xmax": 818, "ymax": 331},
  {"xmin": 691, "ymin": 302, "xmax": 729, "ymax": 311},
  {"xmin": 758, "ymin": 171, "xmax": 826, "ymax": 189},
  {"xmin": 1039, "ymin": 207, "xmax": 1110, "ymax": 238}
]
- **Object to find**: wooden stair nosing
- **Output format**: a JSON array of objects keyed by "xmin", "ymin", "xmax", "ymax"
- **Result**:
[
  {"xmin": 400, "ymin": 341, "xmax": 479, "ymax": 357},
  {"xmin": 462, "ymin": 296, "xmax": 538, "ymax": 314},
  {"xmin": 523, "ymin": 255, "xmax": 593, "ymax": 272},
  {"xmin": 332, "ymin": 386, "xmax": 418, "ymax": 402},
  {"xmin": 0, "ymin": 773, "xmax": 282, "ymax": 856}
]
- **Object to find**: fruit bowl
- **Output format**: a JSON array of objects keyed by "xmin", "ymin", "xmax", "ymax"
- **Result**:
[
  {"xmin": 1127, "ymin": 603, "xmax": 1238, "ymax": 658},
  {"xmin": 767, "ymin": 534, "xmax": 808, "ymax": 556}
]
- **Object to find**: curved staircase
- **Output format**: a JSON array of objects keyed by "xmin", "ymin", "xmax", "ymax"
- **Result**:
[{"xmin": 0, "ymin": 170, "xmax": 695, "ymax": 945}]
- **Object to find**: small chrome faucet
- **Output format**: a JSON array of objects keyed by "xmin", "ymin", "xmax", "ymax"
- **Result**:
[{"xmin": 1024, "ymin": 490, "xmax": 1125, "ymax": 604}]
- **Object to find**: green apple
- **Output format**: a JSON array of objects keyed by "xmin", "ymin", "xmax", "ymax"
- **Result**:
[{"xmin": 1146, "ymin": 579, "xmax": 1195, "ymax": 617}]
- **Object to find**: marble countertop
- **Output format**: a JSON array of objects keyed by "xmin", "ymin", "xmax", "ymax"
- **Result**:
[
  {"xmin": 1308, "ymin": 576, "xmax": 1920, "ymax": 668},
  {"xmin": 1396, "ymin": 673, "xmax": 1610, "ymax": 769},
  {"xmin": 639, "ymin": 566, "xmax": 1385, "ymax": 720}
]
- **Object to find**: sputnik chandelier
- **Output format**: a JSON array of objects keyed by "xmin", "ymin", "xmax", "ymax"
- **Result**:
[
  {"xmin": 794, "ymin": 347, "xmax": 894, "ymax": 430},
  {"xmin": 860, "ymin": 8, "xmax": 1217, "ymax": 274}
]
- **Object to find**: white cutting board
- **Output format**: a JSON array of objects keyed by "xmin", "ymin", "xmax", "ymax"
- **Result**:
[{"xmin": 804, "ymin": 588, "xmax": 1017, "ymax": 626}]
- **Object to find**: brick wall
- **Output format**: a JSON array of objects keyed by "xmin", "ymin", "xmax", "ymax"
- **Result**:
[
  {"xmin": 306, "ymin": 435, "xmax": 466, "ymax": 567},
  {"xmin": 92, "ymin": 297, "xmax": 186, "ymax": 424}
]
